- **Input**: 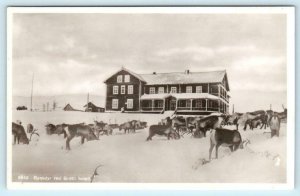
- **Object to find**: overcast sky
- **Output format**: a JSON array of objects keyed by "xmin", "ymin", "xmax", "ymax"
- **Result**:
[{"xmin": 11, "ymin": 13, "xmax": 287, "ymax": 112}]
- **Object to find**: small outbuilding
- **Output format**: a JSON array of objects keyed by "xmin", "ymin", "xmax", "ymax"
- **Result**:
[
  {"xmin": 63, "ymin": 103, "xmax": 81, "ymax": 111},
  {"xmin": 84, "ymin": 102, "xmax": 105, "ymax": 113}
]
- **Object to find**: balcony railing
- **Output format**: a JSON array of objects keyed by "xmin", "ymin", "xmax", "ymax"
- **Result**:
[
  {"xmin": 141, "ymin": 107, "xmax": 163, "ymax": 111},
  {"xmin": 177, "ymin": 106, "xmax": 219, "ymax": 111}
]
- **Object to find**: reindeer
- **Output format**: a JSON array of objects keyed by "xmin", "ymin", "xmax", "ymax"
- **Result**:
[
  {"xmin": 12, "ymin": 122, "xmax": 39, "ymax": 145},
  {"xmin": 226, "ymin": 113, "xmax": 243, "ymax": 130},
  {"xmin": 12, "ymin": 122, "xmax": 29, "ymax": 144},
  {"xmin": 119, "ymin": 121, "xmax": 137, "ymax": 134},
  {"xmin": 64, "ymin": 123, "xmax": 98, "ymax": 150},
  {"xmin": 209, "ymin": 127, "xmax": 243, "ymax": 160},
  {"xmin": 94, "ymin": 121, "xmax": 107, "ymax": 138},
  {"xmin": 194, "ymin": 115, "xmax": 224, "ymax": 137},
  {"xmin": 270, "ymin": 114, "xmax": 281, "ymax": 137},
  {"xmin": 45, "ymin": 123, "xmax": 56, "ymax": 135},
  {"xmin": 238, "ymin": 110, "xmax": 265, "ymax": 131}
]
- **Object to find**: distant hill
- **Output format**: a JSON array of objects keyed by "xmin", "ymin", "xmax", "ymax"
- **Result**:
[{"xmin": 12, "ymin": 94, "xmax": 105, "ymax": 111}]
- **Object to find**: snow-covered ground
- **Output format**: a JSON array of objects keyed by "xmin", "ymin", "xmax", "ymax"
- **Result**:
[{"xmin": 11, "ymin": 111, "xmax": 287, "ymax": 183}]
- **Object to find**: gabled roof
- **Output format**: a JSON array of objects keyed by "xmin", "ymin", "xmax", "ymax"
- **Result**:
[
  {"xmin": 84, "ymin": 102, "xmax": 104, "ymax": 109},
  {"xmin": 104, "ymin": 67, "xmax": 229, "ymax": 90},
  {"xmin": 140, "ymin": 70, "xmax": 227, "ymax": 85},
  {"xmin": 103, "ymin": 67, "xmax": 146, "ymax": 83}
]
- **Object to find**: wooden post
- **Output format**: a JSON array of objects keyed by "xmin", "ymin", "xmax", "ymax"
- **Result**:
[
  {"xmin": 208, "ymin": 83, "xmax": 210, "ymax": 94},
  {"xmin": 190, "ymin": 99, "xmax": 193, "ymax": 110},
  {"xmin": 218, "ymin": 100, "xmax": 220, "ymax": 113},
  {"xmin": 152, "ymin": 100, "xmax": 154, "ymax": 111},
  {"xmin": 139, "ymin": 81, "xmax": 142, "ymax": 111},
  {"xmin": 30, "ymin": 73, "xmax": 34, "ymax": 112},
  {"xmin": 206, "ymin": 99, "xmax": 208, "ymax": 111}
]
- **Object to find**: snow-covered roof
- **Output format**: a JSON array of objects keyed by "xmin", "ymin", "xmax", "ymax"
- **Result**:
[
  {"xmin": 140, "ymin": 93, "xmax": 171, "ymax": 100},
  {"xmin": 171, "ymin": 93, "xmax": 220, "ymax": 100},
  {"xmin": 140, "ymin": 70, "xmax": 226, "ymax": 85},
  {"xmin": 140, "ymin": 93, "xmax": 220, "ymax": 100}
]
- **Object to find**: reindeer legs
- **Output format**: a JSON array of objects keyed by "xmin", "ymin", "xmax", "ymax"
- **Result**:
[
  {"xmin": 215, "ymin": 144, "xmax": 221, "ymax": 159},
  {"xmin": 209, "ymin": 139, "xmax": 215, "ymax": 160},
  {"xmin": 81, "ymin": 136, "xmax": 85, "ymax": 144}
]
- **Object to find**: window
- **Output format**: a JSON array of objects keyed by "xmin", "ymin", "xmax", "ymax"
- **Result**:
[
  {"xmin": 186, "ymin": 86, "xmax": 192, "ymax": 93},
  {"xmin": 149, "ymin": 87, "xmax": 155, "ymax": 94},
  {"xmin": 121, "ymin": 85, "xmax": 125, "ymax": 94},
  {"xmin": 117, "ymin": 75, "xmax": 122, "ymax": 83},
  {"xmin": 157, "ymin": 100, "xmax": 163, "ymax": 108},
  {"xmin": 195, "ymin": 100, "xmax": 202, "ymax": 108},
  {"xmin": 113, "ymin": 86, "xmax": 118, "ymax": 94},
  {"xmin": 124, "ymin": 75, "xmax": 130, "ymax": 83},
  {"xmin": 196, "ymin": 86, "xmax": 202, "ymax": 93},
  {"xmin": 128, "ymin": 85, "xmax": 133, "ymax": 94},
  {"xmin": 158, "ymin": 87, "xmax": 164, "ymax": 94},
  {"xmin": 112, "ymin": 99, "xmax": 118, "ymax": 109},
  {"xmin": 170, "ymin": 87, "xmax": 177, "ymax": 93},
  {"xmin": 127, "ymin": 99, "xmax": 133, "ymax": 109}
]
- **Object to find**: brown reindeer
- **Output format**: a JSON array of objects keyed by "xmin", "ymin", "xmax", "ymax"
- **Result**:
[
  {"xmin": 194, "ymin": 115, "xmax": 224, "ymax": 137},
  {"xmin": 94, "ymin": 121, "xmax": 107, "ymax": 138},
  {"xmin": 119, "ymin": 121, "xmax": 137, "ymax": 134},
  {"xmin": 64, "ymin": 123, "xmax": 98, "ymax": 150},
  {"xmin": 146, "ymin": 124, "xmax": 180, "ymax": 141},
  {"xmin": 45, "ymin": 123, "xmax": 56, "ymax": 135},
  {"xmin": 209, "ymin": 128, "xmax": 243, "ymax": 160},
  {"xmin": 12, "ymin": 122, "xmax": 29, "ymax": 145}
]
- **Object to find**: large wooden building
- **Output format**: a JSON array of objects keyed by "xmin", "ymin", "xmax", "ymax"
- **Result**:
[{"xmin": 104, "ymin": 67, "xmax": 230, "ymax": 115}]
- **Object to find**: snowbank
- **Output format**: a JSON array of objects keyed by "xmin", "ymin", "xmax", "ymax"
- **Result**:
[{"xmin": 11, "ymin": 111, "xmax": 287, "ymax": 183}]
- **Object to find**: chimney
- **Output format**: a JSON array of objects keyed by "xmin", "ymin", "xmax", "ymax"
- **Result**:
[
  {"xmin": 185, "ymin": 69, "xmax": 190, "ymax": 74},
  {"xmin": 153, "ymin": 72, "xmax": 156, "ymax": 75}
]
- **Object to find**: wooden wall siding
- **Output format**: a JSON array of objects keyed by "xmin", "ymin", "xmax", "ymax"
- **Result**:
[{"xmin": 105, "ymin": 69, "xmax": 144, "ymax": 111}]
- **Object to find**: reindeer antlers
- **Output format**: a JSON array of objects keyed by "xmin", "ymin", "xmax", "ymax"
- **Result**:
[
  {"xmin": 29, "ymin": 129, "xmax": 40, "ymax": 142},
  {"xmin": 90, "ymin": 164, "xmax": 103, "ymax": 183}
]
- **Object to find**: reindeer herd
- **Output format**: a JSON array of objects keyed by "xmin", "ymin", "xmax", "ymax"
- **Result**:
[
  {"xmin": 12, "ymin": 119, "xmax": 147, "ymax": 150},
  {"xmin": 12, "ymin": 107, "xmax": 287, "ymax": 160}
]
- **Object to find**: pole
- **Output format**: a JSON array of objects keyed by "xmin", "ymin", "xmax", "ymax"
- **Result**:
[
  {"xmin": 86, "ymin": 92, "xmax": 89, "ymax": 112},
  {"xmin": 30, "ymin": 73, "xmax": 34, "ymax": 112}
]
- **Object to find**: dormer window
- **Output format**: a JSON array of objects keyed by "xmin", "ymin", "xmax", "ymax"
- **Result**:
[
  {"xmin": 149, "ymin": 87, "xmax": 155, "ymax": 94},
  {"xmin": 196, "ymin": 86, "xmax": 202, "ymax": 93},
  {"xmin": 186, "ymin": 86, "xmax": 192, "ymax": 93},
  {"xmin": 158, "ymin": 87, "xmax": 164, "ymax": 94},
  {"xmin": 170, "ymin": 87, "xmax": 177, "ymax": 93},
  {"xmin": 117, "ymin": 75, "xmax": 123, "ymax": 83},
  {"xmin": 124, "ymin": 75, "xmax": 130, "ymax": 83}
]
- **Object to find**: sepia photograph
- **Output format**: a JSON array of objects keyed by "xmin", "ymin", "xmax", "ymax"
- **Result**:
[{"xmin": 6, "ymin": 7, "xmax": 295, "ymax": 189}]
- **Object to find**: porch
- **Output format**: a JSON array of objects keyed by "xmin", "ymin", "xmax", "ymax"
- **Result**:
[{"xmin": 140, "ymin": 93, "xmax": 228, "ymax": 113}]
